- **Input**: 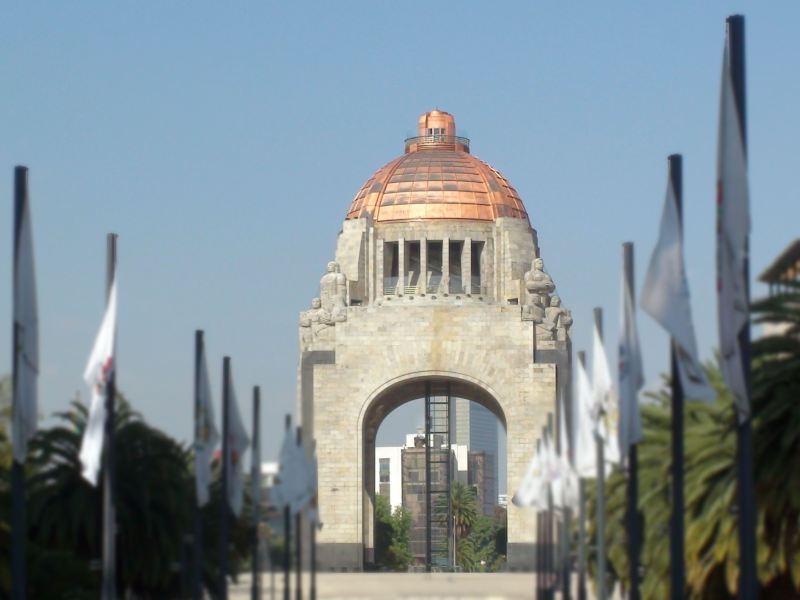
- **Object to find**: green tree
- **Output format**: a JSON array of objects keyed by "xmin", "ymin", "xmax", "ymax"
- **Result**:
[
  {"xmin": 0, "ymin": 394, "xmax": 253, "ymax": 599},
  {"xmin": 374, "ymin": 494, "xmax": 413, "ymax": 571},
  {"xmin": 450, "ymin": 481, "xmax": 478, "ymax": 544},
  {"xmin": 591, "ymin": 317, "xmax": 800, "ymax": 600},
  {"xmin": 434, "ymin": 481, "xmax": 483, "ymax": 570},
  {"xmin": 459, "ymin": 515, "xmax": 502, "ymax": 572}
]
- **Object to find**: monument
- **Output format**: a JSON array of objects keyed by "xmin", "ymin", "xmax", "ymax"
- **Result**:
[{"xmin": 297, "ymin": 110, "xmax": 572, "ymax": 570}]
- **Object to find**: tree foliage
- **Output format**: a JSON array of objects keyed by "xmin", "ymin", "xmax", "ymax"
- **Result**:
[
  {"xmin": 588, "ymin": 285, "xmax": 800, "ymax": 599},
  {"xmin": 0, "ymin": 392, "xmax": 253, "ymax": 599},
  {"xmin": 374, "ymin": 494, "xmax": 413, "ymax": 571}
]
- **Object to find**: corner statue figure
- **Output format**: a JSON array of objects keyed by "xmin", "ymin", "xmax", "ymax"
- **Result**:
[
  {"xmin": 300, "ymin": 262, "xmax": 349, "ymax": 345},
  {"xmin": 544, "ymin": 295, "xmax": 573, "ymax": 341},
  {"xmin": 522, "ymin": 257, "xmax": 555, "ymax": 322},
  {"xmin": 320, "ymin": 261, "xmax": 347, "ymax": 322}
]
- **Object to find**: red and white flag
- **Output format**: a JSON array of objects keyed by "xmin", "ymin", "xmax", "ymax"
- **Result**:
[
  {"xmin": 224, "ymin": 374, "xmax": 250, "ymax": 517},
  {"xmin": 194, "ymin": 338, "xmax": 219, "ymax": 507},
  {"xmin": 79, "ymin": 278, "xmax": 118, "ymax": 486},
  {"xmin": 716, "ymin": 31, "xmax": 751, "ymax": 421},
  {"xmin": 12, "ymin": 169, "xmax": 39, "ymax": 464}
]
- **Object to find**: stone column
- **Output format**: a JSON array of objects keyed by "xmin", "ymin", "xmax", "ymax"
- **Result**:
[
  {"xmin": 397, "ymin": 237, "xmax": 405, "ymax": 295},
  {"xmin": 376, "ymin": 240, "xmax": 384, "ymax": 296},
  {"xmin": 463, "ymin": 237, "xmax": 472, "ymax": 295},
  {"xmin": 442, "ymin": 236, "xmax": 450, "ymax": 294},
  {"xmin": 367, "ymin": 226, "xmax": 375, "ymax": 303},
  {"xmin": 420, "ymin": 237, "xmax": 427, "ymax": 294}
]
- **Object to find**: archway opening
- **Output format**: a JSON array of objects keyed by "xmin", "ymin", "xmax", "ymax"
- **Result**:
[{"xmin": 362, "ymin": 376, "xmax": 507, "ymax": 572}]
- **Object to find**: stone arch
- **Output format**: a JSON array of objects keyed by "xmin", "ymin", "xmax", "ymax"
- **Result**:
[{"xmin": 358, "ymin": 370, "xmax": 508, "ymax": 565}]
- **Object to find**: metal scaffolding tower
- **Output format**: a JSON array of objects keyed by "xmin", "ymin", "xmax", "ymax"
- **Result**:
[{"xmin": 425, "ymin": 381, "xmax": 452, "ymax": 571}]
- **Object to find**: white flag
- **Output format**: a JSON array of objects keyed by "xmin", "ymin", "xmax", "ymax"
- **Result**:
[
  {"xmin": 306, "ymin": 448, "xmax": 321, "ymax": 528},
  {"xmin": 225, "ymin": 376, "xmax": 250, "ymax": 517},
  {"xmin": 593, "ymin": 322, "xmax": 620, "ymax": 465},
  {"xmin": 557, "ymin": 392, "xmax": 579, "ymax": 510},
  {"xmin": 79, "ymin": 278, "xmax": 118, "ymax": 486},
  {"xmin": 716, "ymin": 32, "xmax": 751, "ymax": 421},
  {"xmin": 543, "ymin": 429, "xmax": 563, "ymax": 510},
  {"xmin": 512, "ymin": 443, "xmax": 548, "ymax": 510},
  {"xmin": 618, "ymin": 271, "xmax": 644, "ymax": 451},
  {"xmin": 12, "ymin": 175, "xmax": 39, "ymax": 464},
  {"xmin": 641, "ymin": 175, "xmax": 715, "ymax": 403},
  {"xmin": 194, "ymin": 339, "xmax": 219, "ymax": 507},
  {"xmin": 573, "ymin": 360, "xmax": 597, "ymax": 478},
  {"xmin": 273, "ymin": 425, "xmax": 314, "ymax": 515}
]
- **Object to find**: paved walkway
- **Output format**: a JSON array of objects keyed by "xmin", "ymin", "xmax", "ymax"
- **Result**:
[
  {"xmin": 230, "ymin": 572, "xmax": 537, "ymax": 599},
  {"xmin": 229, "ymin": 572, "xmax": 620, "ymax": 599}
]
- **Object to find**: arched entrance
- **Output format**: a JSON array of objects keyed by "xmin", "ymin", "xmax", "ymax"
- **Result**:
[{"xmin": 360, "ymin": 373, "xmax": 507, "ymax": 568}]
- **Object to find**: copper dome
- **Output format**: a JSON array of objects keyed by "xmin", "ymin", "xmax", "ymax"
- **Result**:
[{"xmin": 345, "ymin": 111, "xmax": 528, "ymax": 223}]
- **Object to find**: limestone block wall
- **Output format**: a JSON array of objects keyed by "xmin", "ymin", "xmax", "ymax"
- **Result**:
[
  {"xmin": 300, "ymin": 302, "xmax": 562, "ymax": 571},
  {"xmin": 333, "ymin": 218, "xmax": 539, "ymax": 305}
]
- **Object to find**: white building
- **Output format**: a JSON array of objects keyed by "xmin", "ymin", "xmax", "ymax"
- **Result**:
[
  {"xmin": 375, "ymin": 434, "xmax": 468, "ymax": 513},
  {"xmin": 375, "ymin": 446, "xmax": 403, "ymax": 512}
]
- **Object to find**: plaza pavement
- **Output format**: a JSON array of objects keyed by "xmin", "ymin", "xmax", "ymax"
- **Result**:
[{"xmin": 229, "ymin": 572, "xmax": 621, "ymax": 599}]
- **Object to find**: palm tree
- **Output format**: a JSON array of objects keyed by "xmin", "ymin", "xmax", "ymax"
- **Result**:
[
  {"xmin": 750, "ymin": 282, "xmax": 800, "ymax": 596},
  {"xmin": 591, "ymin": 279, "xmax": 800, "ymax": 599},
  {"xmin": 24, "ymin": 396, "xmax": 193, "ymax": 597},
  {"xmin": 434, "ymin": 481, "xmax": 478, "ymax": 569},
  {"xmin": 450, "ymin": 481, "xmax": 478, "ymax": 543}
]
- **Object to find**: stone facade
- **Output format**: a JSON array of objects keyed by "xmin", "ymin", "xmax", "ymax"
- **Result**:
[{"xmin": 296, "ymin": 112, "xmax": 572, "ymax": 571}]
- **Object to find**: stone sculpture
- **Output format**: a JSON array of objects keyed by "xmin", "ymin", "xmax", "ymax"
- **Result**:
[
  {"xmin": 522, "ymin": 257, "xmax": 554, "ymax": 322},
  {"xmin": 299, "ymin": 297, "xmax": 331, "ymax": 344},
  {"xmin": 544, "ymin": 295, "xmax": 573, "ymax": 341},
  {"xmin": 320, "ymin": 261, "xmax": 348, "ymax": 323},
  {"xmin": 300, "ymin": 262, "xmax": 350, "ymax": 345}
]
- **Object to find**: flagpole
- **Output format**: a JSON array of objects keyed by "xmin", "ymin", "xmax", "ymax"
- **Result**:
[
  {"xmin": 220, "ymin": 356, "xmax": 232, "ymax": 600},
  {"xmin": 309, "ymin": 438, "xmax": 318, "ymax": 600},
  {"xmin": 576, "ymin": 350, "xmax": 588, "ymax": 600},
  {"xmin": 11, "ymin": 165, "xmax": 29, "ymax": 600},
  {"xmin": 623, "ymin": 242, "xmax": 642, "ymax": 600},
  {"xmin": 102, "ymin": 233, "xmax": 118, "ymax": 600},
  {"xmin": 558, "ymin": 387, "xmax": 572, "ymax": 600},
  {"xmin": 593, "ymin": 308, "xmax": 607, "ymax": 600},
  {"xmin": 192, "ymin": 330, "xmax": 204, "ymax": 600},
  {"xmin": 535, "ymin": 438, "xmax": 543, "ymax": 600},
  {"xmin": 10, "ymin": 374, "xmax": 26, "ymax": 600},
  {"xmin": 541, "ymin": 426, "xmax": 550, "ymax": 600},
  {"xmin": 283, "ymin": 415, "xmax": 291, "ymax": 600},
  {"xmin": 295, "ymin": 426, "xmax": 303, "ymax": 600},
  {"xmin": 546, "ymin": 415, "xmax": 555, "ymax": 600},
  {"xmin": 252, "ymin": 386, "xmax": 262, "ymax": 600},
  {"xmin": 726, "ymin": 15, "xmax": 757, "ymax": 600},
  {"xmin": 666, "ymin": 154, "xmax": 686, "ymax": 600}
]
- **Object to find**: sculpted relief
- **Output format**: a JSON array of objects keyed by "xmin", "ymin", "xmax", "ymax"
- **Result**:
[
  {"xmin": 300, "ymin": 261, "xmax": 348, "ymax": 345},
  {"xmin": 522, "ymin": 258, "xmax": 572, "ymax": 341}
]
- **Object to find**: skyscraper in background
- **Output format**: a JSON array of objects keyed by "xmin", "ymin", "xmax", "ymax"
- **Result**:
[{"xmin": 453, "ymin": 399, "xmax": 498, "ymax": 515}]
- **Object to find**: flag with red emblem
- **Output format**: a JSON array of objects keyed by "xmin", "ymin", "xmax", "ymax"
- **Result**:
[
  {"xmin": 79, "ymin": 278, "xmax": 117, "ymax": 486},
  {"xmin": 224, "ymin": 375, "xmax": 250, "ymax": 516}
]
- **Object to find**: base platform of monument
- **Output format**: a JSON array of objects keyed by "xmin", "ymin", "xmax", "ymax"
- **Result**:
[
  {"xmin": 316, "ymin": 543, "xmax": 537, "ymax": 573},
  {"xmin": 230, "ymin": 572, "xmax": 539, "ymax": 599}
]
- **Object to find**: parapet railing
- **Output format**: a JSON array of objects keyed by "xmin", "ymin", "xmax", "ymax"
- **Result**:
[{"xmin": 404, "ymin": 134, "xmax": 470, "ymax": 152}]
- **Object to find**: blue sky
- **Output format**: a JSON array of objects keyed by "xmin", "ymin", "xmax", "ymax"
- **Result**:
[{"xmin": 2, "ymin": 3, "xmax": 798, "ymax": 474}]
